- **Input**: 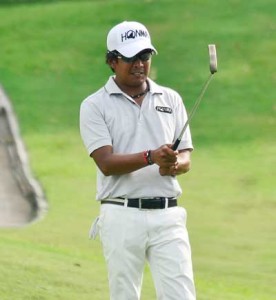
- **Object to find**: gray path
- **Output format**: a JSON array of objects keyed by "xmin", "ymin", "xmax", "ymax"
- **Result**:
[{"xmin": 0, "ymin": 87, "xmax": 47, "ymax": 228}]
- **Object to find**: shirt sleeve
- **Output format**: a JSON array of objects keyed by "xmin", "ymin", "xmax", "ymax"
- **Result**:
[{"xmin": 79, "ymin": 98, "xmax": 112, "ymax": 155}]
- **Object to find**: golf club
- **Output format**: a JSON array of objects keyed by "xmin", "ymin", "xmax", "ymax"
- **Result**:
[{"xmin": 172, "ymin": 44, "xmax": 218, "ymax": 151}]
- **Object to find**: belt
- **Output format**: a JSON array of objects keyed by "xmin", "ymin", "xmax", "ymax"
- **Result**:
[{"xmin": 101, "ymin": 197, "xmax": 177, "ymax": 209}]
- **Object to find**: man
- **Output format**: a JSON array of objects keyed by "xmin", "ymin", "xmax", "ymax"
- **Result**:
[{"xmin": 80, "ymin": 21, "xmax": 196, "ymax": 300}]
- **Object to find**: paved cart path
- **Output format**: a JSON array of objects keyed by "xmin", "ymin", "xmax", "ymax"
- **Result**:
[
  {"xmin": 0, "ymin": 87, "xmax": 47, "ymax": 228},
  {"xmin": 0, "ymin": 134, "xmax": 34, "ymax": 227}
]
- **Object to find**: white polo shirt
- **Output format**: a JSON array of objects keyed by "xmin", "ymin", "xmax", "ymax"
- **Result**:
[{"xmin": 80, "ymin": 76, "xmax": 193, "ymax": 200}]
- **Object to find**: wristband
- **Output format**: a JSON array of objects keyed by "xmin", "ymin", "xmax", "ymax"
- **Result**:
[
  {"xmin": 143, "ymin": 150, "xmax": 154, "ymax": 165},
  {"xmin": 147, "ymin": 150, "xmax": 154, "ymax": 165},
  {"xmin": 143, "ymin": 151, "xmax": 148, "ymax": 165}
]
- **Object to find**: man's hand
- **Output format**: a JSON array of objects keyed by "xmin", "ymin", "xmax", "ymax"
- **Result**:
[
  {"xmin": 159, "ymin": 164, "xmax": 179, "ymax": 176},
  {"xmin": 151, "ymin": 145, "xmax": 192, "ymax": 176},
  {"xmin": 151, "ymin": 144, "xmax": 178, "ymax": 168}
]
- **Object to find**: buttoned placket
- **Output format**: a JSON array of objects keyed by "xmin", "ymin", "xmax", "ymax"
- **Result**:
[{"xmin": 124, "ymin": 93, "xmax": 148, "ymax": 122}]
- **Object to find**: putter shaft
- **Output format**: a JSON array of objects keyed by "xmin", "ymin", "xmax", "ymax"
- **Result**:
[{"xmin": 172, "ymin": 73, "xmax": 214, "ymax": 151}]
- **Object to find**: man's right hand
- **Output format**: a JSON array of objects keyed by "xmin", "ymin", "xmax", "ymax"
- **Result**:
[{"xmin": 151, "ymin": 144, "xmax": 178, "ymax": 169}]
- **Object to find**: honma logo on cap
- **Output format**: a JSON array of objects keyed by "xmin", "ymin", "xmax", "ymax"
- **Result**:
[
  {"xmin": 121, "ymin": 29, "xmax": 149, "ymax": 42},
  {"xmin": 107, "ymin": 21, "xmax": 157, "ymax": 57}
]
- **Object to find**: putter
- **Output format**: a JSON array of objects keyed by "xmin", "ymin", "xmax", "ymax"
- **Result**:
[{"xmin": 172, "ymin": 44, "xmax": 218, "ymax": 151}]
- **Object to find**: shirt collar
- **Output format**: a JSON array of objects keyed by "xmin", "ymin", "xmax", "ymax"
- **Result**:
[
  {"xmin": 104, "ymin": 76, "xmax": 163, "ymax": 96},
  {"xmin": 104, "ymin": 76, "xmax": 122, "ymax": 95},
  {"xmin": 147, "ymin": 78, "xmax": 163, "ymax": 95}
]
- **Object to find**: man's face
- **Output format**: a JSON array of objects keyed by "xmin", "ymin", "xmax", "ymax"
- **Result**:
[{"xmin": 111, "ymin": 51, "xmax": 152, "ymax": 88}]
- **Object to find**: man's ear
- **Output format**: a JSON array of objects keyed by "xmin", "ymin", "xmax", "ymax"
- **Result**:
[
  {"xmin": 107, "ymin": 57, "xmax": 117, "ymax": 71},
  {"xmin": 110, "ymin": 59, "xmax": 116, "ymax": 68}
]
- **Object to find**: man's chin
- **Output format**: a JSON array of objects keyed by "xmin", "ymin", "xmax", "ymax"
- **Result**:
[{"xmin": 131, "ymin": 73, "xmax": 147, "ymax": 83}]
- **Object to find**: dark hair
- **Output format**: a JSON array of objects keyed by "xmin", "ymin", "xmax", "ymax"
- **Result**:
[{"xmin": 105, "ymin": 51, "xmax": 119, "ymax": 73}]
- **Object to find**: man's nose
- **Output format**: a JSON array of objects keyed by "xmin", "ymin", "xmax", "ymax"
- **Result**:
[{"xmin": 133, "ymin": 59, "xmax": 144, "ymax": 66}]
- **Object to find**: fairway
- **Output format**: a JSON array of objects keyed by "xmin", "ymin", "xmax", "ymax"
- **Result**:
[{"xmin": 0, "ymin": 0, "xmax": 275, "ymax": 299}]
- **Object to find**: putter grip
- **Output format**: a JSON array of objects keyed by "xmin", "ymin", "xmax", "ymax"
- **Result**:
[{"xmin": 172, "ymin": 139, "xmax": 181, "ymax": 151}]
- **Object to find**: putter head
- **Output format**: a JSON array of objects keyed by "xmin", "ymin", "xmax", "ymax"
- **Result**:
[{"xmin": 208, "ymin": 44, "xmax": 218, "ymax": 74}]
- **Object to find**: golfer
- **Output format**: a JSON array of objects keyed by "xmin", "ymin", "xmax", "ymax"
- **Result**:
[{"xmin": 80, "ymin": 20, "xmax": 196, "ymax": 300}]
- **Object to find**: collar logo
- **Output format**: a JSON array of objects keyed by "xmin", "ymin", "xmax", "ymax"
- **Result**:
[
  {"xmin": 121, "ymin": 29, "xmax": 148, "ymax": 42},
  {"xmin": 155, "ymin": 106, "xmax": 173, "ymax": 114}
]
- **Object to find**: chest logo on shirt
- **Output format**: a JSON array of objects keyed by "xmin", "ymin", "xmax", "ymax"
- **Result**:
[{"xmin": 155, "ymin": 106, "xmax": 173, "ymax": 114}]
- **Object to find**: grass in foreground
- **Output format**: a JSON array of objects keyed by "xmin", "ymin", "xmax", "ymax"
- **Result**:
[{"xmin": 0, "ymin": 0, "xmax": 275, "ymax": 299}]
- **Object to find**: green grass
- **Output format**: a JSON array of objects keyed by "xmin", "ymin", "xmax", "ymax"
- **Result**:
[{"xmin": 0, "ymin": 0, "xmax": 275, "ymax": 299}]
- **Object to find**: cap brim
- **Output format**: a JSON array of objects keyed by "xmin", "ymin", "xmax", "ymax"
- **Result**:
[{"xmin": 116, "ymin": 41, "xmax": 157, "ymax": 57}]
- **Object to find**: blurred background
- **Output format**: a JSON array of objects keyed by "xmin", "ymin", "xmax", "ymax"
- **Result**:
[{"xmin": 0, "ymin": 0, "xmax": 275, "ymax": 299}]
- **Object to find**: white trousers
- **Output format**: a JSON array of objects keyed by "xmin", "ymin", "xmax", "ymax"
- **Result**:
[{"xmin": 97, "ymin": 204, "xmax": 196, "ymax": 300}]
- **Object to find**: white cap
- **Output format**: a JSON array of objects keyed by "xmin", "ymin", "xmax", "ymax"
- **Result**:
[{"xmin": 107, "ymin": 21, "xmax": 157, "ymax": 58}]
